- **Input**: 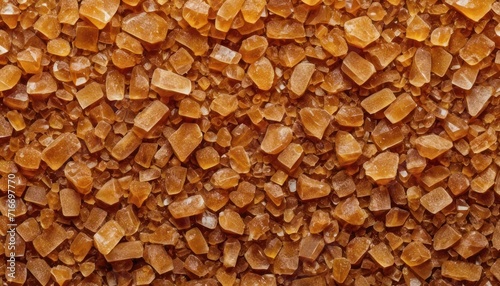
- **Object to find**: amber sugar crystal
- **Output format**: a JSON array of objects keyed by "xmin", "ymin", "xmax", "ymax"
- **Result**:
[{"xmin": 4, "ymin": 0, "xmax": 500, "ymax": 284}]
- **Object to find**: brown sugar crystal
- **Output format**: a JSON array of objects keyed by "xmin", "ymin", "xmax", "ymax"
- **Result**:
[
  {"xmin": 104, "ymin": 241, "xmax": 144, "ymax": 262},
  {"xmin": 151, "ymin": 68, "xmax": 192, "ymax": 96},
  {"xmin": 186, "ymin": 227, "xmax": 209, "ymax": 255},
  {"xmin": 334, "ymin": 196, "xmax": 368, "ymax": 226},
  {"xmin": 441, "ymin": 261, "xmax": 482, "ymax": 282},
  {"xmin": 297, "ymin": 174, "xmax": 331, "ymax": 200},
  {"xmin": 260, "ymin": 124, "xmax": 293, "ymax": 154},
  {"xmin": 299, "ymin": 107, "xmax": 331, "ymax": 140},
  {"xmin": 134, "ymin": 100, "xmax": 169, "ymax": 133},
  {"xmin": 168, "ymin": 123, "xmax": 203, "ymax": 162},
  {"xmin": 453, "ymin": 231, "xmax": 488, "ymax": 259},
  {"xmin": 341, "ymin": 52, "xmax": 376, "ymax": 86},
  {"xmin": 41, "ymin": 133, "xmax": 81, "ymax": 170},
  {"xmin": 420, "ymin": 187, "xmax": 453, "ymax": 214},
  {"xmin": 32, "ymin": 223, "xmax": 67, "ymax": 257},
  {"xmin": 248, "ymin": 57, "xmax": 274, "ymax": 91},
  {"xmin": 93, "ymin": 220, "xmax": 125, "ymax": 255},
  {"xmin": 0, "ymin": 65, "xmax": 21, "ymax": 91},
  {"xmin": 384, "ymin": 93, "xmax": 417, "ymax": 124},
  {"xmin": 168, "ymin": 195, "xmax": 206, "ymax": 219},
  {"xmin": 361, "ymin": 88, "xmax": 396, "ymax": 114},
  {"xmin": 344, "ymin": 16, "xmax": 380, "ymax": 48},
  {"xmin": 289, "ymin": 62, "xmax": 315, "ymax": 97},
  {"xmin": 219, "ymin": 209, "xmax": 245, "ymax": 235},
  {"xmin": 368, "ymin": 243, "xmax": 394, "ymax": 268},
  {"xmin": 363, "ymin": 151, "xmax": 398, "ymax": 185},
  {"xmin": 400, "ymin": 242, "xmax": 431, "ymax": 267},
  {"xmin": 60, "ymin": 188, "xmax": 81, "ymax": 217},
  {"xmin": 415, "ymin": 134, "xmax": 453, "ymax": 160}
]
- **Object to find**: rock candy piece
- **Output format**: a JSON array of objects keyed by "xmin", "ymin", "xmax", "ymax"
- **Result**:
[
  {"xmin": 32, "ymin": 224, "xmax": 67, "ymax": 257},
  {"xmin": 122, "ymin": 12, "xmax": 167, "ymax": 43},
  {"xmin": 334, "ymin": 196, "xmax": 367, "ymax": 226},
  {"xmin": 210, "ymin": 94, "xmax": 238, "ymax": 117},
  {"xmin": 152, "ymin": 68, "xmax": 192, "ymax": 96},
  {"xmin": 420, "ymin": 187, "xmax": 453, "ymax": 214},
  {"xmin": 409, "ymin": 48, "xmax": 431, "ymax": 87},
  {"xmin": 115, "ymin": 205, "xmax": 140, "ymax": 236},
  {"xmin": 346, "ymin": 237, "xmax": 371, "ymax": 264},
  {"xmin": 76, "ymin": 82, "xmax": 103, "ymax": 109},
  {"xmin": 116, "ymin": 32, "xmax": 144, "ymax": 55},
  {"xmin": 216, "ymin": 0, "xmax": 245, "ymax": 32},
  {"xmin": 0, "ymin": 65, "xmax": 21, "ymax": 91},
  {"xmin": 363, "ymin": 152, "xmax": 398, "ymax": 185},
  {"xmin": 69, "ymin": 232, "xmax": 93, "ymax": 262},
  {"xmin": 168, "ymin": 195, "xmax": 206, "ymax": 218},
  {"xmin": 344, "ymin": 16, "xmax": 380, "ymax": 48},
  {"xmin": 332, "ymin": 258, "xmax": 351, "ymax": 283},
  {"xmin": 384, "ymin": 93, "xmax": 417, "ymax": 123},
  {"xmin": 273, "ymin": 241, "xmax": 300, "ymax": 275},
  {"xmin": 371, "ymin": 120, "xmax": 404, "ymax": 150},
  {"xmin": 466, "ymin": 86, "xmax": 493, "ymax": 118},
  {"xmin": 289, "ymin": 62, "xmax": 315, "ymax": 96},
  {"xmin": 134, "ymin": 100, "xmax": 169, "ymax": 133},
  {"xmin": 453, "ymin": 231, "xmax": 488, "ymax": 259},
  {"xmin": 406, "ymin": 15, "xmax": 430, "ymax": 41},
  {"xmin": 459, "ymin": 34, "xmax": 495, "ymax": 66},
  {"xmin": 105, "ymin": 241, "xmax": 143, "ymax": 262},
  {"xmin": 47, "ymin": 38, "xmax": 71, "ymax": 57},
  {"xmin": 144, "ymin": 244, "xmax": 173, "ymax": 274},
  {"xmin": 361, "ymin": 88, "xmax": 396, "ymax": 114},
  {"xmin": 445, "ymin": 0, "xmax": 494, "ymax": 21},
  {"xmin": 248, "ymin": 57, "xmax": 274, "ymax": 90},
  {"xmin": 335, "ymin": 131, "xmax": 362, "ymax": 166},
  {"xmin": 452, "ymin": 64, "xmax": 479, "ymax": 90},
  {"xmin": 219, "ymin": 209, "xmax": 245, "ymax": 235},
  {"xmin": 341, "ymin": 52, "xmax": 376, "ymax": 85},
  {"xmin": 0, "ymin": 30, "xmax": 10, "ymax": 55},
  {"xmin": 401, "ymin": 242, "xmax": 431, "ymax": 266},
  {"xmin": 261, "ymin": 124, "xmax": 293, "ymax": 154},
  {"xmin": 297, "ymin": 174, "xmax": 331, "ymax": 200},
  {"xmin": 41, "ymin": 133, "xmax": 81, "ymax": 170},
  {"xmin": 415, "ymin": 134, "xmax": 452, "ymax": 159},
  {"xmin": 95, "ymin": 178, "xmax": 123, "ymax": 205},
  {"xmin": 210, "ymin": 44, "xmax": 242, "ymax": 71},
  {"xmin": 26, "ymin": 73, "xmax": 58, "ymax": 95},
  {"xmin": 448, "ymin": 172, "xmax": 469, "ymax": 196},
  {"xmin": 441, "ymin": 261, "xmax": 482, "ymax": 281},
  {"xmin": 79, "ymin": 0, "xmax": 119, "ymax": 29},
  {"xmin": 299, "ymin": 107, "xmax": 331, "ymax": 140},
  {"xmin": 183, "ymin": 0, "xmax": 209, "ymax": 29},
  {"xmin": 93, "ymin": 220, "xmax": 124, "ymax": 255},
  {"xmin": 111, "ymin": 131, "xmax": 142, "ymax": 161},
  {"xmin": 168, "ymin": 123, "xmax": 203, "ymax": 162},
  {"xmin": 266, "ymin": 20, "xmax": 306, "ymax": 39},
  {"xmin": 169, "ymin": 48, "xmax": 194, "ymax": 75},
  {"xmin": 368, "ymin": 243, "xmax": 394, "ymax": 268}
]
